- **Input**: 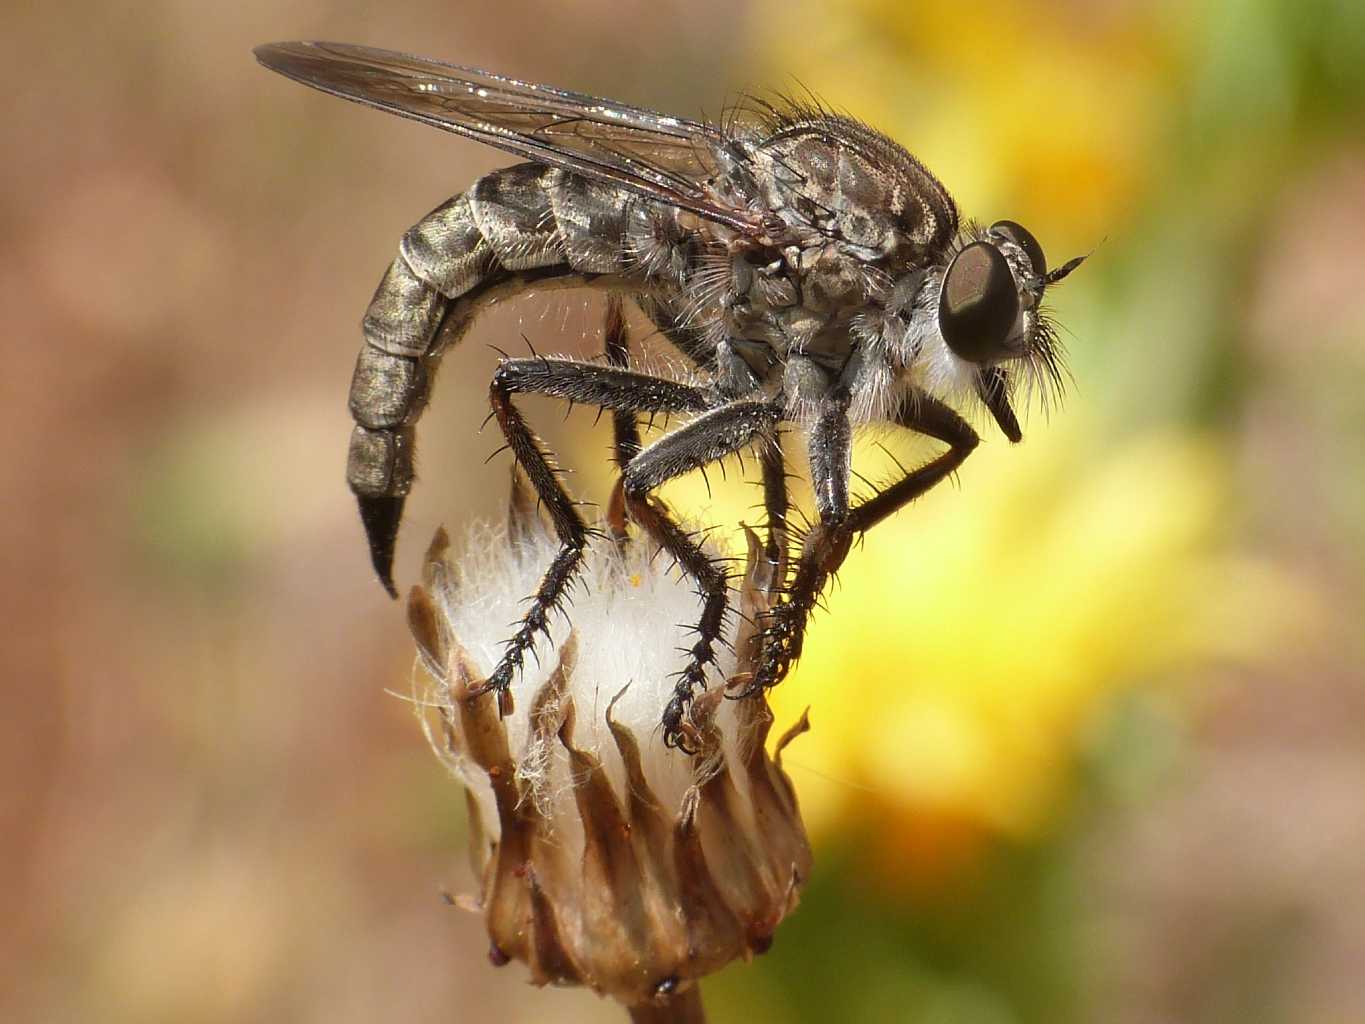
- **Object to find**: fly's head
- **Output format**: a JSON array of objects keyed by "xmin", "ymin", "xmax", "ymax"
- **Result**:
[{"xmin": 931, "ymin": 220, "xmax": 1086, "ymax": 437}]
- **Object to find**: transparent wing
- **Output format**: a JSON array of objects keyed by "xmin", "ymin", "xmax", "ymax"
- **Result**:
[{"xmin": 255, "ymin": 41, "xmax": 761, "ymax": 233}]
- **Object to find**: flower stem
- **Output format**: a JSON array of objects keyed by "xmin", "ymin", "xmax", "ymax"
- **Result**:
[{"xmin": 627, "ymin": 987, "xmax": 706, "ymax": 1024}]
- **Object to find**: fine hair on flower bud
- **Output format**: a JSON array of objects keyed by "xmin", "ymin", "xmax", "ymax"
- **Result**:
[{"xmin": 406, "ymin": 472, "xmax": 812, "ymax": 1010}]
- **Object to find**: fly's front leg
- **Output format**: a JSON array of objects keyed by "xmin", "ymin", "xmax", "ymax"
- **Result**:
[
  {"xmin": 619, "ymin": 401, "xmax": 782, "ymax": 750},
  {"xmin": 749, "ymin": 391, "xmax": 852, "ymax": 692},
  {"xmin": 482, "ymin": 356, "xmax": 712, "ymax": 697},
  {"xmin": 847, "ymin": 394, "xmax": 980, "ymax": 534},
  {"xmin": 751, "ymin": 391, "xmax": 980, "ymax": 692}
]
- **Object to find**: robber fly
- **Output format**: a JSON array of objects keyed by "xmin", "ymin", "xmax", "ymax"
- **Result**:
[{"xmin": 255, "ymin": 41, "xmax": 1085, "ymax": 750}]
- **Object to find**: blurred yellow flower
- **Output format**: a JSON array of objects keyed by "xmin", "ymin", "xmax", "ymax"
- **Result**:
[
  {"xmin": 556, "ymin": 0, "xmax": 1312, "ymax": 886},
  {"xmin": 619, "ymin": 414, "xmax": 1298, "ymax": 880}
]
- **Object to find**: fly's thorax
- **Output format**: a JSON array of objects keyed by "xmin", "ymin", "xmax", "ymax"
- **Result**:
[
  {"xmin": 796, "ymin": 242, "xmax": 875, "ymax": 312},
  {"xmin": 696, "ymin": 113, "xmax": 966, "ymax": 391},
  {"xmin": 718, "ymin": 247, "xmax": 869, "ymax": 385},
  {"xmin": 748, "ymin": 115, "xmax": 958, "ymax": 264}
]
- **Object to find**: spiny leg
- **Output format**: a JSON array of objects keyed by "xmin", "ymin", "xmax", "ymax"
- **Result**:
[
  {"xmin": 748, "ymin": 390, "xmax": 852, "ymax": 689},
  {"xmin": 846, "ymin": 395, "xmax": 980, "ymax": 534},
  {"xmin": 758, "ymin": 431, "xmax": 790, "ymax": 576},
  {"xmin": 602, "ymin": 296, "xmax": 643, "ymax": 545},
  {"xmin": 483, "ymin": 356, "xmax": 712, "ymax": 697},
  {"xmin": 751, "ymin": 390, "xmax": 980, "ymax": 692},
  {"xmin": 603, "ymin": 296, "xmax": 642, "ymax": 470},
  {"xmin": 620, "ymin": 400, "xmax": 782, "ymax": 749}
]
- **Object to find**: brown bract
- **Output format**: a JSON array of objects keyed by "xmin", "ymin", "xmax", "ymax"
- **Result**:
[{"xmin": 406, "ymin": 497, "xmax": 812, "ymax": 1014}]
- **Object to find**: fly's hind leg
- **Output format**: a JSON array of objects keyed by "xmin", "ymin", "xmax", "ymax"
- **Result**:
[
  {"xmin": 602, "ymin": 296, "xmax": 643, "ymax": 545},
  {"xmin": 482, "ymin": 356, "xmax": 713, "ymax": 697},
  {"xmin": 619, "ymin": 400, "xmax": 782, "ymax": 750},
  {"xmin": 603, "ymin": 296, "xmax": 643, "ymax": 470}
]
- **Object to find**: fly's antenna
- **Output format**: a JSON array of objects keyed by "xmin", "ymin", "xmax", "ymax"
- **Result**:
[{"xmin": 1042, "ymin": 254, "xmax": 1087, "ymax": 287}]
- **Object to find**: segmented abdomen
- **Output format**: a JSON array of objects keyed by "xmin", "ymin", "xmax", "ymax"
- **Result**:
[{"xmin": 346, "ymin": 164, "xmax": 659, "ymax": 508}]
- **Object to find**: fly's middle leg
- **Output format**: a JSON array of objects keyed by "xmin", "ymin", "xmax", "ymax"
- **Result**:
[
  {"xmin": 619, "ymin": 400, "xmax": 782, "ymax": 750},
  {"xmin": 479, "ymin": 356, "xmax": 713, "ymax": 699},
  {"xmin": 758, "ymin": 432, "xmax": 790, "ymax": 578}
]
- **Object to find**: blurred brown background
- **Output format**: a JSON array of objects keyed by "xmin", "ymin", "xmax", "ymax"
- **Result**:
[{"xmin": 4, "ymin": 1, "xmax": 1363, "ymax": 1022}]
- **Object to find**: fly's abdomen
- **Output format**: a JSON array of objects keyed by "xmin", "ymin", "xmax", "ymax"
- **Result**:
[
  {"xmin": 345, "ymin": 192, "xmax": 489, "ymax": 508},
  {"xmin": 345, "ymin": 163, "xmax": 637, "ymax": 587}
]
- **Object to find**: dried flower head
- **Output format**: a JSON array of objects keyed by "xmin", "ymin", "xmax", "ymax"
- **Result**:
[{"xmin": 406, "ymin": 473, "xmax": 812, "ymax": 1017}]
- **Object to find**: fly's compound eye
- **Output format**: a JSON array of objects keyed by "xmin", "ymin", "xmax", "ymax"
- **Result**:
[
  {"xmin": 938, "ymin": 241, "xmax": 1020, "ymax": 364},
  {"xmin": 990, "ymin": 219, "xmax": 1047, "ymax": 277}
]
